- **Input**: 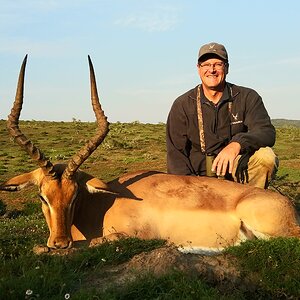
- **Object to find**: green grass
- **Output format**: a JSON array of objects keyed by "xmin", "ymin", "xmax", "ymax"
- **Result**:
[
  {"xmin": 0, "ymin": 120, "xmax": 299, "ymax": 299},
  {"xmin": 93, "ymin": 271, "xmax": 224, "ymax": 300},
  {"xmin": 0, "ymin": 213, "xmax": 47, "ymax": 259},
  {"xmin": 0, "ymin": 237, "xmax": 166, "ymax": 299},
  {"xmin": 226, "ymin": 238, "xmax": 300, "ymax": 298}
]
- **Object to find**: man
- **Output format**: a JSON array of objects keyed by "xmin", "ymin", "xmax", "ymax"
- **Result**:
[{"xmin": 166, "ymin": 42, "xmax": 278, "ymax": 189}]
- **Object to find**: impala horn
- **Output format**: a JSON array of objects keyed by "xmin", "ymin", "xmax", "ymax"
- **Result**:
[
  {"xmin": 7, "ymin": 55, "xmax": 56, "ymax": 177},
  {"xmin": 62, "ymin": 56, "xmax": 109, "ymax": 180}
]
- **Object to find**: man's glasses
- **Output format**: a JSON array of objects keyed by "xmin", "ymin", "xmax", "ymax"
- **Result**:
[{"xmin": 199, "ymin": 62, "xmax": 226, "ymax": 71}]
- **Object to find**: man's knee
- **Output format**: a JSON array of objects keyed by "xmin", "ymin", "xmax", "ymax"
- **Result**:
[{"xmin": 250, "ymin": 147, "xmax": 278, "ymax": 171}]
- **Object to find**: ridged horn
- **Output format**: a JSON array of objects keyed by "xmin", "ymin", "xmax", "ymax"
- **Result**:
[
  {"xmin": 62, "ymin": 56, "xmax": 109, "ymax": 180},
  {"xmin": 7, "ymin": 55, "xmax": 56, "ymax": 177}
]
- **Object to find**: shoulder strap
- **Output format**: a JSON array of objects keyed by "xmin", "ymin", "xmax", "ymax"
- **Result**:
[
  {"xmin": 196, "ymin": 85, "xmax": 233, "ymax": 154},
  {"xmin": 196, "ymin": 85, "xmax": 206, "ymax": 153}
]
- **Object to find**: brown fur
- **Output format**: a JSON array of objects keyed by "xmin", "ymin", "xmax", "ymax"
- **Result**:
[{"xmin": 1, "ymin": 165, "xmax": 299, "ymax": 251}]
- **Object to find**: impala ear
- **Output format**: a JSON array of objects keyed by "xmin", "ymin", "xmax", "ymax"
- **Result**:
[
  {"xmin": 86, "ymin": 177, "xmax": 116, "ymax": 194},
  {"xmin": 0, "ymin": 171, "xmax": 38, "ymax": 192}
]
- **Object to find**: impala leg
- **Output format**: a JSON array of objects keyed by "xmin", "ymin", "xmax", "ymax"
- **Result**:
[{"xmin": 236, "ymin": 192, "xmax": 300, "ymax": 238}]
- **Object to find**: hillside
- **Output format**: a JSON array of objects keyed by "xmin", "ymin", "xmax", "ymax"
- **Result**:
[{"xmin": 272, "ymin": 119, "xmax": 300, "ymax": 127}]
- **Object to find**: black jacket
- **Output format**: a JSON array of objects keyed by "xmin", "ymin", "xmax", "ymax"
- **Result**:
[{"xmin": 166, "ymin": 83, "xmax": 276, "ymax": 175}]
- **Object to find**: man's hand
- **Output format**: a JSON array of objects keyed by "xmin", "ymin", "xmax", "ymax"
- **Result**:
[{"xmin": 211, "ymin": 142, "xmax": 241, "ymax": 176}]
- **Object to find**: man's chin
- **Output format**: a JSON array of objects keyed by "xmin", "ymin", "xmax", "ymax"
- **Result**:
[{"xmin": 204, "ymin": 81, "xmax": 225, "ymax": 91}]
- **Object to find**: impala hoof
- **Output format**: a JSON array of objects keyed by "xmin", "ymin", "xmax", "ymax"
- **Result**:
[{"xmin": 33, "ymin": 245, "xmax": 50, "ymax": 255}]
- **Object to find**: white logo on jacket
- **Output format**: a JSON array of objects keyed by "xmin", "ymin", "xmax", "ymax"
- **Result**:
[{"xmin": 230, "ymin": 112, "xmax": 243, "ymax": 125}]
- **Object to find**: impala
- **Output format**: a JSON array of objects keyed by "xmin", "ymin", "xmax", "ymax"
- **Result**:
[{"xmin": 1, "ymin": 56, "xmax": 299, "ymax": 254}]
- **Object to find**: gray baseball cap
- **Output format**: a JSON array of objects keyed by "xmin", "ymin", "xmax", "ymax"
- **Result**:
[{"xmin": 198, "ymin": 42, "xmax": 228, "ymax": 62}]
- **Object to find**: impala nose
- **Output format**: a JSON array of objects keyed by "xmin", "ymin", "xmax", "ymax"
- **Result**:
[{"xmin": 52, "ymin": 237, "xmax": 73, "ymax": 249}]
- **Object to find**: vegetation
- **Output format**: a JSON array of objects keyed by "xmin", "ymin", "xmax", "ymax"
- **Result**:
[
  {"xmin": 272, "ymin": 118, "xmax": 300, "ymax": 128},
  {"xmin": 0, "ymin": 119, "xmax": 299, "ymax": 299}
]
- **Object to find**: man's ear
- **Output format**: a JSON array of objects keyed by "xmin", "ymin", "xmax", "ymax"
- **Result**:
[{"xmin": 225, "ymin": 63, "xmax": 229, "ymax": 75}]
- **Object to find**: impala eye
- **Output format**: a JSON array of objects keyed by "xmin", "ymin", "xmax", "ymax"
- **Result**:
[
  {"xmin": 74, "ymin": 190, "xmax": 79, "ymax": 199},
  {"xmin": 39, "ymin": 195, "xmax": 48, "ymax": 205}
]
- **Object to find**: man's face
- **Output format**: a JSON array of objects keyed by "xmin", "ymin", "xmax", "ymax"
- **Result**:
[{"xmin": 197, "ymin": 58, "xmax": 228, "ymax": 90}]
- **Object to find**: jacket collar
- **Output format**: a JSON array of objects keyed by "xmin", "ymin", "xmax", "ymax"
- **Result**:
[
  {"xmin": 189, "ymin": 82, "xmax": 240, "ymax": 102},
  {"xmin": 227, "ymin": 82, "xmax": 240, "ymax": 99}
]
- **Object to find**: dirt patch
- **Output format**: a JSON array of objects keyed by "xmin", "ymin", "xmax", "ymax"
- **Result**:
[{"xmin": 83, "ymin": 245, "xmax": 256, "ymax": 294}]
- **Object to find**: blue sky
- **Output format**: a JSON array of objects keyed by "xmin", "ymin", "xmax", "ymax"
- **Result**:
[{"xmin": 1, "ymin": 0, "xmax": 300, "ymax": 123}]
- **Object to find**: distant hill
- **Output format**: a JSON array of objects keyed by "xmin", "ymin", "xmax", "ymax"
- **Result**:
[{"xmin": 272, "ymin": 119, "xmax": 300, "ymax": 128}]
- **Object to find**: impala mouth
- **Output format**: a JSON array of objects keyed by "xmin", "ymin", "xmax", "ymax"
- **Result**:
[
  {"xmin": 46, "ymin": 236, "xmax": 73, "ymax": 250},
  {"xmin": 52, "ymin": 240, "xmax": 73, "ymax": 250},
  {"xmin": 33, "ymin": 241, "xmax": 74, "ymax": 255}
]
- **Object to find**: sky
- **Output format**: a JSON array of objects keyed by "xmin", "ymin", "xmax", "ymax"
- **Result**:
[{"xmin": 1, "ymin": 0, "xmax": 300, "ymax": 123}]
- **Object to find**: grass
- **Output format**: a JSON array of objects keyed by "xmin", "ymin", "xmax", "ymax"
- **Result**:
[
  {"xmin": 94, "ymin": 271, "xmax": 224, "ymax": 300},
  {"xmin": 1, "ymin": 236, "xmax": 166, "ymax": 299},
  {"xmin": 226, "ymin": 238, "xmax": 300, "ymax": 298},
  {"xmin": 0, "ymin": 212, "xmax": 47, "ymax": 259},
  {"xmin": 0, "ymin": 119, "xmax": 299, "ymax": 299}
]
